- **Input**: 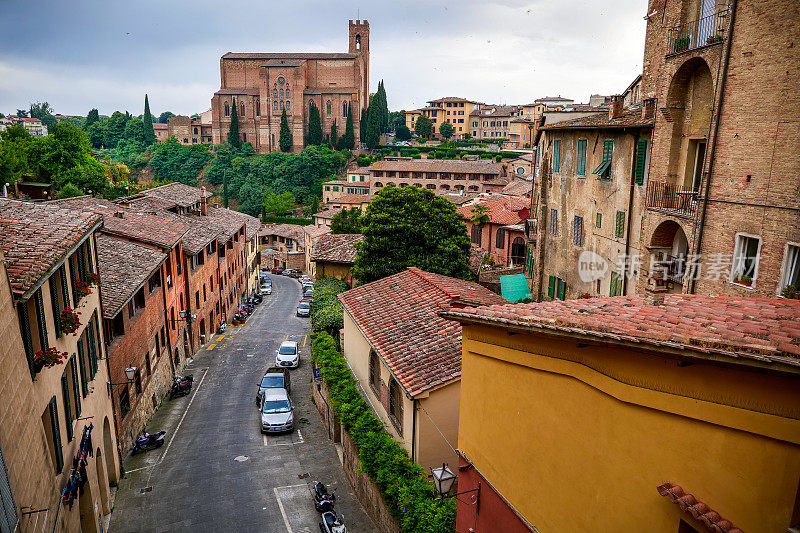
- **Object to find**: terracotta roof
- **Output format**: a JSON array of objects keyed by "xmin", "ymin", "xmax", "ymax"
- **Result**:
[
  {"xmin": 536, "ymin": 96, "xmax": 573, "ymax": 102},
  {"xmin": 542, "ymin": 109, "xmax": 654, "ymax": 130},
  {"xmin": 427, "ymin": 97, "xmax": 483, "ymax": 104},
  {"xmin": 205, "ymin": 207, "xmax": 248, "ymax": 241},
  {"xmin": 457, "ymin": 196, "xmax": 529, "ymax": 226},
  {"xmin": 314, "ymin": 208, "xmax": 341, "ymax": 220},
  {"xmin": 501, "ymin": 180, "xmax": 533, "ymax": 197},
  {"xmin": 311, "ymin": 234, "xmax": 363, "ymax": 264},
  {"xmin": 121, "ymin": 182, "xmax": 212, "ymax": 209},
  {"xmin": 329, "ymin": 194, "xmax": 373, "ymax": 205},
  {"xmin": 303, "ymin": 224, "xmax": 332, "ymax": 239},
  {"xmin": 264, "ymin": 59, "xmax": 305, "ymax": 67},
  {"xmin": 441, "ymin": 295, "xmax": 800, "ymax": 369},
  {"xmin": 323, "ymin": 179, "xmax": 349, "ymax": 186},
  {"xmin": 259, "ymin": 223, "xmax": 305, "ymax": 242},
  {"xmin": 95, "ymin": 234, "xmax": 166, "ymax": 319},
  {"xmin": 443, "ymin": 194, "xmax": 478, "ymax": 206},
  {"xmin": 130, "ymin": 210, "xmax": 217, "ymax": 254},
  {"xmin": 243, "ymin": 214, "xmax": 261, "ymax": 241},
  {"xmin": 222, "ymin": 52, "xmax": 357, "ymax": 60},
  {"xmin": 49, "ymin": 196, "xmax": 188, "ymax": 249},
  {"xmin": 153, "ymin": 123, "xmax": 168, "ymax": 129},
  {"xmin": 339, "ymin": 267, "xmax": 507, "ymax": 396},
  {"xmin": 0, "ymin": 199, "xmax": 102, "ymax": 296},
  {"xmin": 369, "ymin": 159, "xmax": 503, "ymax": 175},
  {"xmin": 215, "ymin": 88, "xmax": 261, "ymax": 96},
  {"xmin": 469, "ymin": 105, "xmax": 519, "ymax": 117},
  {"xmin": 657, "ymin": 483, "xmax": 742, "ymax": 533}
]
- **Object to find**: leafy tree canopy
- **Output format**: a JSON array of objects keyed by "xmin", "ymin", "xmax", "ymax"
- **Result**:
[
  {"xmin": 395, "ymin": 125, "xmax": 412, "ymax": 141},
  {"xmin": 352, "ymin": 185, "xmax": 471, "ymax": 283},
  {"xmin": 158, "ymin": 111, "xmax": 175, "ymax": 124},
  {"xmin": 263, "ymin": 190, "xmax": 295, "ymax": 217},
  {"xmin": 414, "ymin": 115, "xmax": 433, "ymax": 138},
  {"xmin": 148, "ymin": 138, "xmax": 212, "ymax": 186},
  {"xmin": 439, "ymin": 121, "xmax": 454, "ymax": 139},
  {"xmin": 308, "ymin": 103, "xmax": 323, "ymax": 145},
  {"xmin": 279, "ymin": 108, "xmax": 292, "ymax": 152},
  {"xmin": 330, "ymin": 207, "xmax": 363, "ymax": 234},
  {"xmin": 57, "ymin": 182, "xmax": 83, "ymax": 199}
]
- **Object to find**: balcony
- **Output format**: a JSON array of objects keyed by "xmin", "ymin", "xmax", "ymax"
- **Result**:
[
  {"xmin": 667, "ymin": 7, "xmax": 729, "ymax": 56},
  {"xmin": 646, "ymin": 182, "xmax": 699, "ymax": 219},
  {"xmin": 650, "ymin": 253, "xmax": 686, "ymax": 285}
]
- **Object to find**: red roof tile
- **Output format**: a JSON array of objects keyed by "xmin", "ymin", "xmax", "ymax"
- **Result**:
[
  {"xmin": 542, "ymin": 109, "xmax": 654, "ymax": 130},
  {"xmin": 339, "ymin": 267, "xmax": 507, "ymax": 396},
  {"xmin": 441, "ymin": 294, "xmax": 800, "ymax": 369},
  {"xmin": 222, "ymin": 52, "xmax": 357, "ymax": 60},
  {"xmin": 311, "ymin": 234, "xmax": 363, "ymax": 264},
  {"xmin": 0, "ymin": 199, "xmax": 102, "ymax": 296},
  {"xmin": 328, "ymin": 194, "xmax": 373, "ymax": 205},
  {"xmin": 457, "ymin": 196, "xmax": 529, "ymax": 226},
  {"xmin": 657, "ymin": 483, "xmax": 743, "ymax": 533}
]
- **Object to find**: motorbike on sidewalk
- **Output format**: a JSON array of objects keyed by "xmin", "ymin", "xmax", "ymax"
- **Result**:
[
  {"xmin": 131, "ymin": 430, "xmax": 166, "ymax": 455},
  {"xmin": 319, "ymin": 511, "xmax": 347, "ymax": 533},
  {"xmin": 169, "ymin": 374, "xmax": 193, "ymax": 399},
  {"xmin": 312, "ymin": 481, "xmax": 336, "ymax": 512}
]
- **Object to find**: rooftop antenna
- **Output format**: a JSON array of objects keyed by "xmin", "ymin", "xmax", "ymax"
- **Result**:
[{"xmin": 357, "ymin": 8, "xmax": 360, "ymax": 19}]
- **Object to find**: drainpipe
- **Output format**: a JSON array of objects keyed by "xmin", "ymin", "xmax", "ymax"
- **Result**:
[
  {"xmin": 623, "ymin": 129, "xmax": 640, "ymax": 295},
  {"xmin": 411, "ymin": 399, "xmax": 418, "ymax": 463},
  {"xmin": 689, "ymin": 0, "xmax": 737, "ymax": 293}
]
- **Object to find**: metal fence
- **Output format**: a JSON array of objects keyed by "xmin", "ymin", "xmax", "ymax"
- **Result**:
[
  {"xmin": 646, "ymin": 181, "xmax": 699, "ymax": 218},
  {"xmin": 668, "ymin": 7, "xmax": 729, "ymax": 54}
]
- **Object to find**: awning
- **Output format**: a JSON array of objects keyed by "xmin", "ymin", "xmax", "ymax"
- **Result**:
[
  {"xmin": 500, "ymin": 274, "xmax": 532, "ymax": 303},
  {"xmin": 656, "ymin": 483, "xmax": 742, "ymax": 533}
]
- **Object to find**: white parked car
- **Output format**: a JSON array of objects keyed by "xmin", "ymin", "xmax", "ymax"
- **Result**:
[
  {"xmin": 275, "ymin": 341, "xmax": 299, "ymax": 368},
  {"xmin": 260, "ymin": 284, "xmax": 272, "ymax": 295}
]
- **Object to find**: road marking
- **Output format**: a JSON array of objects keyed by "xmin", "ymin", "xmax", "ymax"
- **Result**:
[
  {"xmin": 217, "ymin": 335, "xmax": 225, "ymax": 341},
  {"xmin": 274, "ymin": 486, "xmax": 296, "ymax": 533},
  {"xmin": 206, "ymin": 344, "xmax": 216, "ymax": 350}
]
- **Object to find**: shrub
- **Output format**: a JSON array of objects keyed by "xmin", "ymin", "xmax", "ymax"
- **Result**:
[{"xmin": 310, "ymin": 278, "xmax": 348, "ymax": 337}]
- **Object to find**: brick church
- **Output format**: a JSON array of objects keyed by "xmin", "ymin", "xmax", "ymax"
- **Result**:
[{"xmin": 211, "ymin": 20, "xmax": 370, "ymax": 153}]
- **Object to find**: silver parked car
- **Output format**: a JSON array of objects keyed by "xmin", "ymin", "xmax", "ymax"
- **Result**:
[
  {"xmin": 260, "ymin": 283, "xmax": 272, "ymax": 295},
  {"xmin": 260, "ymin": 389, "xmax": 294, "ymax": 433},
  {"xmin": 297, "ymin": 301, "xmax": 311, "ymax": 317}
]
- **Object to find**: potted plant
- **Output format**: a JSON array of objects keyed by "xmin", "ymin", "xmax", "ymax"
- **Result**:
[
  {"xmin": 577, "ymin": 292, "xmax": 592, "ymax": 299},
  {"xmin": 673, "ymin": 36, "xmax": 691, "ymax": 52},
  {"xmin": 76, "ymin": 279, "xmax": 92, "ymax": 300},
  {"xmin": 706, "ymin": 34, "xmax": 723, "ymax": 44},
  {"xmin": 87, "ymin": 271, "xmax": 101, "ymax": 287},
  {"xmin": 734, "ymin": 274, "xmax": 753, "ymax": 287},
  {"xmin": 33, "ymin": 347, "xmax": 69, "ymax": 372},
  {"xmin": 61, "ymin": 307, "xmax": 81, "ymax": 334},
  {"xmin": 783, "ymin": 284, "xmax": 799, "ymax": 299}
]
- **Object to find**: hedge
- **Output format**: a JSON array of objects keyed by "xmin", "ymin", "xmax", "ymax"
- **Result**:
[
  {"xmin": 311, "ymin": 332, "xmax": 456, "ymax": 532},
  {"xmin": 261, "ymin": 216, "xmax": 313, "ymax": 225},
  {"xmin": 310, "ymin": 278, "xmax": 348, "ymax": 337}
]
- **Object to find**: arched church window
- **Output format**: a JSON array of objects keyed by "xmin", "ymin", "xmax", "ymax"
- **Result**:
[
  {"xmin": 355, "ymin": 34, "xmax": 361, "ymax": 50},
  {"xmin": 286, "ymin": 101, "xmax": 291, "ymax": 111},
  {"xmin": 278, "ymin": 76, "xmax": 285, "ymax": 85},
  {"xmin": 273, "ymin": 86, "xmax": 278, "ymax": 99},
  {"xmin": 256, "ymin": 99, "xmax": 260, "ymax": 116},
  {"xmin": 240, "ymin": 103, "xmax": 245, "ymax": 116},
  {"xmin": 273, "ymin": 100, "xmax": 279, "ymax": 111},
  {"xmin": 326, "ymin": 100, "xmax": 332, "ymax": 115},
  {"xmin": 280, "ymin": 89, "xmax": 284, "ymax": 99},
  {"xmin": 285, "ymin": 87, "xmax": 290, "ymax": 98},
  {"xmin": 342, "ymin": 101, "xmax": 348, "ymax": 117}
]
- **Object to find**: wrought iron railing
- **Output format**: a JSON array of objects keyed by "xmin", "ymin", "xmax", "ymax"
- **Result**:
[
  {"xmin": 668, "ymin": 7, "xmax": 729, "ymax": 55},
  {"xmin": 650, "ymin": 253, "xmax": 686, "ymax": 284},
  {"xmin": 646, "ymin": 182, "xmax": 699, "ymax": 218}
]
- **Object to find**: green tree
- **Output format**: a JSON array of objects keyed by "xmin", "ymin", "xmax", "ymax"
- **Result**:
[
  {"xmin": 352, "ymin": 185, "xmax": 471, "ymax": 283},
  {"xmin": 0, "ymin": 125, "xmax": 34, "ymax": 184},
  {"xmin": 279, "ymin": 108, "xmax": 292, "ymax": 152},
  {"xmin": 15, "ymin": 109, "xmax": 28, "ymax": 118},
  {"xmin": 158, "ymin": 111, "xmax": 175, "ymax": 124},
  {"xmin": 229, "ymin": 97, "xmax": 241, "ymax": 149},
  {"xmin": 57, "ymin": 182, "xmax": 83, "ymax": 199},
  {"xmin": 439, "ymin": 121, "xmax": 454, "ymax": 139},
  {"xmin": 123, "ymin": 117, "xmax": 145, "ymax": 144},
  {"xmin": 103, "ymin": 111, "xmax": 130, "ymax": 148},
  {"xmin": 29, "ymin": 102, "xmax": 56, "ymax": 128},
  {"xmin": 308, "ymin": 102, "xmax": 323, "ymax": 145},
  {"xmin": 263, "ymin": 190, "xmax": 294, "ymax": 216},
  {"xmin": 148, "ymin": 138, "xmax": 213, "ymax": 186},
  {"xmin": 389, "ymin": 110, "xmax": 405, "ymax": 131},
  {"xmin": 376, "ymin": 80, "xmax": 389, "ymax": 133},
  {"xmin": 329, "ymin": 120, "xmax": 338, "ymax": 149},
  {"xmin": 364, "ymin": 97, "xmax": 381, "ymax": 150},
  {"xmin": 330, "ymin": 207, "xmax": 363, "ymax": 234},
  {"xmin": 338, "ymin": 105, "xmax": 355, "ymax": 150},
  {"xmin": 142, "ymin": 94, "xmax": 156, "ymax": 145},
  {"xmin": 27, "ymin": 122, "xmax": 107, "ymax": 192},
  {"xmin": 414, "ymin": 115, "xmax": 433, "ymax": 138},
  {"xmin": 84, "ymin": 109, "xmax": 100, "ymax": 129},
  {"xmin": 395, "ymin": 125, "xmax": 412, "ymax": 141},
  {"xmin": 470, "ymin": 203, "xmax": 490, "ymax": 226},
  {"xmin": 222, "ymin": 169, "xmax": 230, "ymax": 208}
]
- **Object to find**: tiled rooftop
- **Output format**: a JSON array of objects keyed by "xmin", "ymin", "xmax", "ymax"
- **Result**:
[
  {"xmin": 328, "ymin": 194, "xmax": 373, "ymax": 205},
  {"xmin": 121, "ymin": 182, "xmax": 212, "ymax": 209},
  {"xmin": 542, "ymin": 109, "xmax": 655, "ymax": 130},
  {"xmin": 0, "ymin": 199, "xmax": 102, "ymax": 296},
  {"xmin": 259, "ymin": 223, "xmax": 305, "ymax": 242},
  {"xmin": 214, "ymin": 88, "xmax": 262, "ymax": 96},
  {"xmin": 95, "ymin": 234, "xmax": 167, "ymax": 319},
  {"xmin": 339, "ymin": 267, "xmax": 507, "ymax": 396},
  {"xmin": 205, "ymin": 207, "xmax": 248, "ymax": 241},
  {"xmin": 145, "ymin": 210, "xmax": 220, "ymax": 254},
  {"xmin": 313, "ymin": 208, "xmax": 341, "ymax": 220},
  {"xmin": 441, "ymin": 295, "xmax": 800, "ymax": 368},
  {"xmin": 501, "ymin": 180, "xmax": 533, "ymax": 197},
  {"xmin": 311, "ymin": 234, "xmax": 364, "ymax": 264},
  {"xmin": 369, "ymin": 159, "xmax": 503, "ymax": 175},
  {"xmin": 303, "ymin": 224, "xmax": 332, "ymax": 239},
  {"xmin": 222, "ymin": 52, "xmax": 357, "ymax": 60},
  {"xmin": 457, "ymin": 196, "xmax": 529, "ymax": 226}
]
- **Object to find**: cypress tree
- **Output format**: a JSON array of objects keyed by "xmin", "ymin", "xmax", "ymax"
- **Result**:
[
  {"xmin": 377, "ymin": 81, "xmax": 389, "ymax": 133},
  {"xmin": 308, "ymin": 103, "xmax": 323, "ymax": 145},
  {"xmin": 359, "ymin": 106, "xmax": 368, "ymax": 142},
  {"xmin": 229, "ymin": 97, "xmax": 241, "ymax": 149},
  {"xmin": 279, "ymin": 108, "xmax": 293, "ymax": 152},
  {"xmin": 365, "ymin": 102, "xmax": 381, "ymax": 150},
  {"xmin": 222, "ymin": 170, "xmax": 230, "ymax": 208},
  {"xmin": 142, "ymin": 94, "xmax": 156, "ymax": 145},
  {"xmin": 330, "ymin": 120, "xmax": 338, "ymax": 149},
  {"xmin": 339, "ymin": 105, "xmax": 355, "ymax": 150},
  {"xmin": 84, "ymin": 108, "xmax": 100, "ymax": 130}
]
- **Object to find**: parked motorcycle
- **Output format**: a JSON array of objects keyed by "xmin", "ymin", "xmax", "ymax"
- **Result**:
[
  {"xmin": 319, "ymin": 511, "xmax": 346, "ymax": 533},
  {"xmin": 313, "ymin": 481, "xmax": 336, "ymax": 512},
  {"xmin": 169, "ymin": 374, "xmax": 193, "ymax": 399},
  {"xmin": 131, "ymin": 430, "xmax": 166, "ymax": 455},
  {"xmin": 218, "ymin": 321, "xmax": 228, "ymax": 333}
]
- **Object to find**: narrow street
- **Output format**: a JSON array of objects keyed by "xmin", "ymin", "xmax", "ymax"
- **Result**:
[{"xmin": 109, "ymin": 274, "xmax": 376, "ymax": 532}]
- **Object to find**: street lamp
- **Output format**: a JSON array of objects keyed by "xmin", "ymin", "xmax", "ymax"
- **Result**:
[
  {"xmin": 108, "ymin": 364, "xmax": 137, "ymax": 394},
  {"xmin": 430, "ymin": 463, "xmax": 480, "ymax": 507}
]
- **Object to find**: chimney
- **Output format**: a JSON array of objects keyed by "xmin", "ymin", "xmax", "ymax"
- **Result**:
[
  {"xmin": 643, "ymin": 276, "xmax": 668, "ymax": 306},
  {"xmin": 200, "ymin": 187, "xmax": 208, "ymax": 216},
  {"xmin": 113, "ymin": 211, "xmax": 124, "ymax": 218},
  {"xmin": 642, "ymin": 97, "xmax": 656, "ymax": 119},
  {"xmin": 608, "ymin": 95, "xmax": 624, "ymax": 120}
]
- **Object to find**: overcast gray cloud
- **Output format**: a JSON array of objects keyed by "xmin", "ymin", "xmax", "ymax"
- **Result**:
[{"xmin": 0, "ymin": 0, "xmax": 646, "ymax": 117}]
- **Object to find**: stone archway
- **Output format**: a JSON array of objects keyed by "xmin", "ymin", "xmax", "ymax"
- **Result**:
[
  {"xmin": 95, "ymin": 448, "xmax": 110, "ymax": 515},
  {"xmin": 102, "ymin": 417, "xmax": 118, "ymax": 484},
  {"xmin": 510, "ymin": 237, "xmax": 526, "ymax": 266},
  {"xmin": 78, "ymin": 477, "xmax": 100, "ymax": 533},
  {"xmin": 647, "ymin": 219, "xmax": 690, "ymax": 292}
]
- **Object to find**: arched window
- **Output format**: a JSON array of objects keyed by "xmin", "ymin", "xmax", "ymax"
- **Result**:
[
  {"xmin": 273, "ymin": 100, "xmax": 279, "ymax": 111},
  {"xmin": 496, "ymin": 228, "xmax": 505, "ymax": 249},
  {"xmin": 280, "ymin": 101, "xmax": 285, "ymax": 110},
  {"xmin": 309, "ymin": 101, "xmax": 314, "ymax": 114},
  {"xmin": 426, "ymin": 184, "xmax": 435, "ymax": 189},
  {"xmin": 240, "ymin": 102, "xmax": 245, "ymax": 116},
  {"xmin": 256, "ymin": 99, "xmax": 260, "ymax": 116},
  {"xmin": 355, "ymin": 34, "xmax": 361, "ymax": 50},
  {"xmin": 510, "ymin": 237, "xmax": 526, "ymax": 266},
  {"xmin": 286, "ymin": 101, "xmax": 291, "ymax": 111},
  {"xmin": 193, "ymin": 127, "xmax": 198, "ymax": 134},
  {"xmin": 342, "ymin": 101, "xmax": 348, "ymax": 117},
  {"xmin": 285, "ymin": 87, "xmax": 290, "ymax": 98},
  {"xmin": 374, "ymin": 182, "xmax": 383, "ymax": 188},
  {"xmin": 400, "ymin": 183, "xmax": 408, "ymax": 188},
  {"xmin": 471, "ymin": 225, "xmax": 482, "ymax": 245},
  {"xmin": 388, "ymin": 379, "xmax": 402, "ymax": 432},
  {"xmin": 279, "ymin": 88, "xmax": 284, "ymax": 99},
  {"xmin": 369, "ymin": 350, "xmax": 380, "ymax": 391},
  {"xmin": 273, "ymin": 87, "xmax": 278, "ymax": 98},
  {"xmin": 326, "ymin": 100, "xmax": 332, "ymax": 115},
  {"xmin": 224, "ymin": 102, "xmax": 230, "ymax": 116},
  {"xmin": 440, "ymin": 184, "xmax": 450, "ymax": 190}
]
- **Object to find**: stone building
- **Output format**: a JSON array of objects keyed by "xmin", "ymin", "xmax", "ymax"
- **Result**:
[
  {"xmin": 211, "ymin": 20, "xmax": 370, "ymax": 153},
  {"xmin": 367, "ymin": 159, "xmax": 509, "ymax": 195},
  {"xmin": 0, "ymin": 199, "xmax": 120, "ymax": 533},
  {"xmin": 153, "ymin": 115, "xmax": 213, "ymax": 145},
  {"xmin": 457, "ymin": 196, "xmax": 530, "ymax": 269},
  {"xmin": 636, "ymin": 0, "xmax": 800, "ymax": 299},
  {"xmin": 310, "ymin": 233, "xmax": 364, "ymax": 285},
  {"xmin": 302, "ymin": 224, "xmax": 332, "ymax": 277},
  {"xmin": 469, "ymin": 105, "xmax": 525, "ymax": 141}
]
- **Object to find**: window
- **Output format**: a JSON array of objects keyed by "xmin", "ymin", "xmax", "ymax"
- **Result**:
[
  {"xmin": 286, "ymin": 101, "xmax": 291, "ymax": 111},
  {"xmin": 610, "ymin": 271, "xmax": 623, "ymax": 296},
  {"xmin": 119, "ymin": 388, "xmax": 130, "ymax": 418},
  {"xmin": 388, "ymin": 379, "xmax": 403, "ymax": 433},
  {"xmin": 273, "ymin": 87, "xmax": 278, "ymax": 99},
  {"xmin": 273, "ymin": 101, "xmax": 279, "ymax": 111},
  {"xmin": 547, "ymin": 275, "xmax": 566, "ymax": 300},
  {"xmin": 195, "ymin": 291, "xmax": 200, "ymax": 308},
  {"xmin": 552, "ymin": 139, "xmax": 560, "ymax": 172},
  {"xmin": 256, "ymin": 99, "xmax": 260, "ymax": 116},
  {"xmin": 240, "ymin": 103, "xmax": 245, "ymax": 116},
  {"xmin": 326, "ymin": 100, "xmax": 332, "ymax": 115},
  {"xmin": 369, "ymin": 350, "xmax": 380, "ymax": 392},
  {"xmin": 615, "ymin": 211, "xmax": 625, "ymax": 238},
  {"xmin": 471, "ymin": 225, "xmax": 482, "ymax": 246},
  {"xmin": 285, "ymin": 87, "xmax": 290, "ymax": 98},
  {"xmin": 731, "ymin": 234, "xmax": 761, "ymax": 286},
  {"xmin": 779, "ymin": 243, "xmax": 800, "ymax": 296},
  {"xmin": 242, "ymin": 133, "xmax": 247, "ymax": 141},
  {"xmin": 224, "ymin": 102, "xmax": 230, "ymax": 117},
  {"xmin": 573, "ymin": 216, "xmax": 583, "ymax": 246},
  {"xmin": 496, "ymin": 228, "xmax": 505, "ymax": 249},
  {"xmin": 279, "ymin": 89, "xmax": 284, "ymax": 99},
  {"xmin": 550, "ymin": 208, "xmax": 558, "ymax": 235},
  {"xmin": 576, "ymin": 139, "xmax": 587, "ymax": 175},
  {"xmin": 342, "ymin": 101, "xmax": 348, "ymax": 117},
  {"xmin": 148, "ymin": 271, "xmax": 161, "ymax": 293},
  {"xmin": 42, "ymin": 397, "xmax": 63, "ymax": 473},
  {"xmin": 634, "ymin": 139, "xmax": 648, "ymax": 184},
  {"xmin": 595, "ymin": 212, "xmax": 602, "ymax": 228},
  {"xmin": 134, "ymin": 369, "xmax": 142, "ymax": 395},
  {"xmin": 593, "ymin": 140, "xmax": 614, "ymax": 178},
  {"xmin": 278, "ymin": 76, "xmax": 285, "ymax": 85}
]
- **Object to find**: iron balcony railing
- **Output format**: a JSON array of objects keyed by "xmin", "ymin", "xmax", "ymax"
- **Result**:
[
  {"xmin": 646, "ymin": 181, "xmax": 699, "ymax": 218},
  {"xmin": 668, "ymin": 6, "xmax": 730, "ymax": 55},
  {"xmin": 650, "ymin": 253, "xmax": 686, "ymax": 285}
]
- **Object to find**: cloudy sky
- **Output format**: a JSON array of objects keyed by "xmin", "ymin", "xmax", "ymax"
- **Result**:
[{"xmin": 0, "ymin": 0, "xmax": 646, "ymax": 117}]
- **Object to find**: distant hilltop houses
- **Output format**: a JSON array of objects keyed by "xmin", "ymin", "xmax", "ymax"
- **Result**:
[
  {"xmin": 153, "ymin": 109, "xmax": 213, "ymax": 145},
  {"xmin": 0, "ymin": 115, "xmax": 49, "ymax": 136}
]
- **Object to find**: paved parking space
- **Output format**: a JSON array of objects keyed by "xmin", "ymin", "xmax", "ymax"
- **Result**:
[{"xmin": 109, "ymin": 274, "xmax": 376, "ymax": 532}]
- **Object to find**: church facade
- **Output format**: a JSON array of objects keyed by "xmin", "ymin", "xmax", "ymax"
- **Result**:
[{"xmin": 211, "ymin": 20, "xmax": 370, "ymax": 153}]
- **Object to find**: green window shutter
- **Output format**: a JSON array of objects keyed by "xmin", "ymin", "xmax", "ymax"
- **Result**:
[
  {"xmin": 92, "ymin": 314, "xmax": 103, "ymax": 365},
  {"xmin": 77, "ymin": 339, "xmax": 88, "ymax": 398},
  {"xmin": 59, "ymin": 265, "xmax": 71, "ymax": 309},
  {"xmin": 634, "ymin": 139, "xmax": 647, "ymax": 184},
  {"xmin": 615, "ymin": 210, "xmax": 625, "ymax": 238},
  {"xmin": 34, "ymin": 289, "xmax": 48, "ymax": 351},
  {"xmin": 71, "ymin": 355, "xmax": 82, "ymax": 419},
  {"xmin": 596, "ymin": 279, "xmax": 601, "ymax": 294},
  {"xmin": 596, "ymin": 212, "xmax": 602, "ymax": 228},
  {"xmin": 48, "ymin": 397, "xmax": 63, "ymax": 473},
  {"xmin": 77, "ymin": 247, "xmax": 87, "ymax": 282},
  {"xmin": 87, "ymin": 318, "xmax": 97, "ymax": 378},
  {"xmin": 603, "ymin": 140, "xmax": 614, "ymax": 162},
  {"xmin": 557, "ymin": 278, "xmax": 566, "ymax": 300},
  {"xmin": 49, "ymin": 278, "xmax": 61, "ymax": 338},
  {"xmin": 61, "ymin": 372, "xmax": 73, "ymax": 442},
  {"xmin": 576, "ymin": 140, "xmax": 586, "ymax": 175},
  {"xmin": 18, "ymin": 302, "xmax": 35, "ymax": 378},
  {"xmin": 547, "ymin": 275, "xmax": 556, "ymax": 298},
  {"xmin": 552, "ymin": 140, "xmax": 561, "ymax": 172},
  {"xmin": 69, "ymin": 257, "xmax": 79, "ymax": 303}
]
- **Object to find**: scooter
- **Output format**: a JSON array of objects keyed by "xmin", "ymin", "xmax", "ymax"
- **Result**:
[
  {"xmin": 319, "ymin": 511, "xmax": 346, "ymax": 533},
  {"xmin": 313, "ymin": 481, "xmax": 336, "ymax": 512},
  {"xmin": 218, "ymin": 321, "xmax": 228, "ymax": 334},
  {"xmin": 131, "ymin": 430, "xmax": 166, "ymax": 455},
  {"xmin": 169, "ymin": 374, "xmax": 193, "ymax": 399}
]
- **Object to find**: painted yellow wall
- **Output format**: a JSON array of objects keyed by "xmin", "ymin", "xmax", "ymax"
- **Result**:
[
  {"xmin": 314, "ymin": 261, "xmax": 352, "ymax": 282},
  {"xmin": 458, "ymin": 324, "xmax": 800, "ymax": 533},
  {"xmin": 416, "ymin": 380, "xmax": 460, "ymax": 469}
]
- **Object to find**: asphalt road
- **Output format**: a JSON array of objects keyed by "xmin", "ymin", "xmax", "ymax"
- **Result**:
[{"xmin": 109, "ymin": 273, "xmax": 376, "ymax": 532}]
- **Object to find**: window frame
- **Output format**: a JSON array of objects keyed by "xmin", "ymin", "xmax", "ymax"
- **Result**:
[
  {"xmin": 388, "ymin": 378, "xmax": 403, "ymax": 434},
  {"xmin": 778, "ymin": 242, "xmax": 800, "ymax": 297},
  {"xmin": 576, "ymin": 139, "xmax": 587, "ymax": 176},
  {"xmin": 552, "ymin": 139, "xmax": 561, "ymax": 172},
  {"xmin": 730, "ymin": 232, "xmax": 762, "ymax": 287},
  {"xmin": 573, "ymin": 215, "xmax": 583, "ymax": 246}
]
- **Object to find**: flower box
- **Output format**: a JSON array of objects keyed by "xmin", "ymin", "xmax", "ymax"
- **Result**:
[
  {"xmin": 60, "ymin": 307, "xmax": 81, "ymax": 334},
  {"xmin": 34, "ymin": 347, "xmax": 69, "ymax": 372}
]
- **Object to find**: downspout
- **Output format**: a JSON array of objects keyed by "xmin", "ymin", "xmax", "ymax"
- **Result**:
[
  {"xmin": 411, "ymin": 399, "xmax": 418, "ymax": 463},
  {"xmin": 689, "ymin": 0, "xmax": 737, "ymax": 293},
  {"xmin": 623, "ymin": 129, "xmax": 640, "ymax": 295}
]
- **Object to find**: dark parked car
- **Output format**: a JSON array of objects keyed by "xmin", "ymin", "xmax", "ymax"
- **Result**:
[{"xmin": 256, "ymin": 367, "xmax": 290, "ymax": 407}]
